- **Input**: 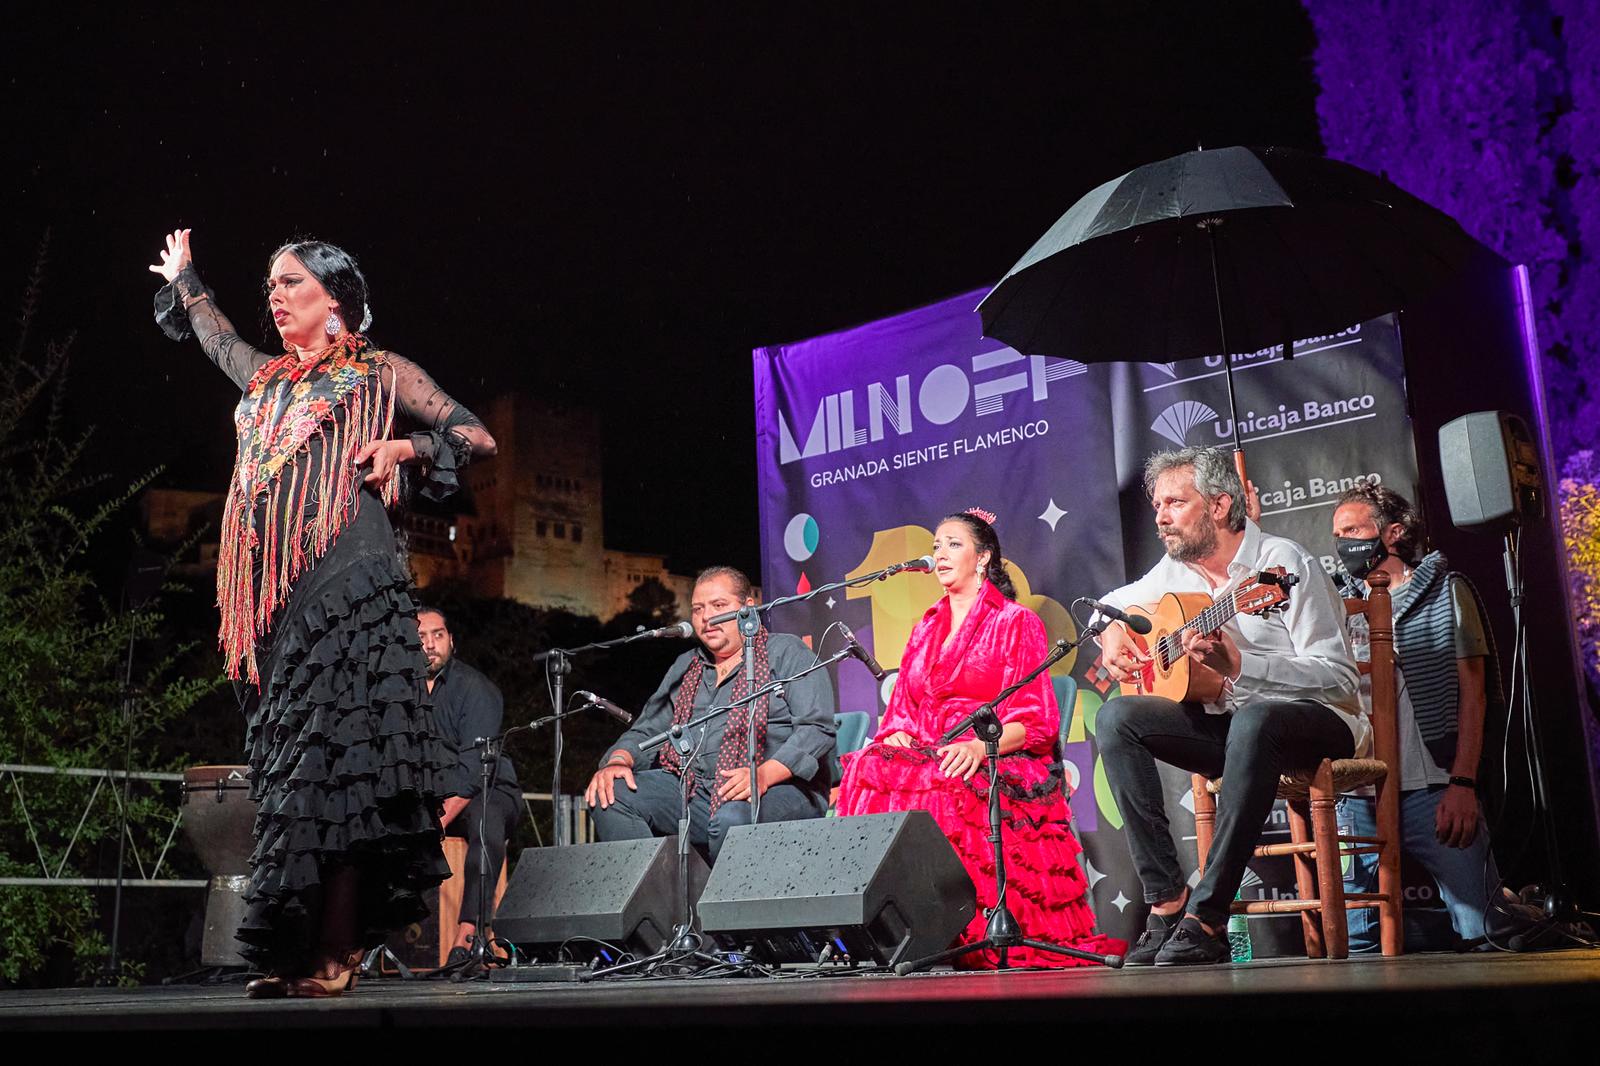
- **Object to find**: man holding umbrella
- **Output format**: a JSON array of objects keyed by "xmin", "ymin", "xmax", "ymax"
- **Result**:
[{"xmin": 1093, "ymin": 447, "xmax": 1365, "ymax": 966}]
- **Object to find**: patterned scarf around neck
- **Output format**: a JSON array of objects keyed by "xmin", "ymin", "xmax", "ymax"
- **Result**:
[
  {"xmin": 658, "ymin": 626, "xmax": 772, "ymax": 814},
  {"xmin": 218, "ymin": 334, "xmax": 397, "ymax": 684}
]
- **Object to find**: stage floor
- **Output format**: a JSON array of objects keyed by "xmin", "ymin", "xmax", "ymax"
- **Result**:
[{"xmin": 4, "ymin": 949, "xmax": 1597, "ymax": 1044}]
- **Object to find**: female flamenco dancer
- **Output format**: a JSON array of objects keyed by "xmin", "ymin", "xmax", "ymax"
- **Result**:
[
  {"xmin": 837, "ymin": 509, "xmax": 1122, "ymax": 968},
  {"xmin": 148, "ymin": 229, "xmax": 497, "ymax": 997}
]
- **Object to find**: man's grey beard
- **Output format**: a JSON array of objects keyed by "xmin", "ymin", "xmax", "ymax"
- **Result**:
[{"xmin": 1161, "ymin": 519, "xmax": 1218, "ymax": 563}]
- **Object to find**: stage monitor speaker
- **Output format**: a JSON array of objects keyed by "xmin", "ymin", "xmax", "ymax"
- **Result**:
[
  {"xmin": 697, "ymin": 810, "xmax": 976, "ymax": 967},
  {"xmin": 1439, "ymin": 411, "xmax": 1545, "ymax": 533},
  {"xmin": 494, "ymin": 837, "xmax": 709, "ymax": 961}
]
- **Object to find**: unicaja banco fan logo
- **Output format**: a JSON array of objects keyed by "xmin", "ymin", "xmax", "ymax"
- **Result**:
[{"xmin": 1151, "ymin": 400, "xmax": 1219, "ymax": 447}]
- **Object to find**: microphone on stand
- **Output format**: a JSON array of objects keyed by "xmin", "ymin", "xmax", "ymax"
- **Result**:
[
  {"xmin": 1083, "ymin": 599, "xmax": 1153, "ymax": 635},
  {"xmin": 633, "ymin": 620, "xmax": 695, "ymax": 640},
  {"xmin": 838, "ymin": 623, "xmax": 887, "ymax": 680},
  {"xmin": 575, "ymin": 690, "xmax": 635, "ymax": 726},
  {"xmin": 881, "ymin": 555, "xmax": 935, "ymax": 577}
]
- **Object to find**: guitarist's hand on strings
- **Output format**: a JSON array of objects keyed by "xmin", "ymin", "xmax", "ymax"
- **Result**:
[
  {"xmin": 1179, "ymin": 627, "xmax": 1242, "ymax": 682},
  {"xmin": 1099, "ymin": 622, "xmax": 1152, "ymax": 684}
]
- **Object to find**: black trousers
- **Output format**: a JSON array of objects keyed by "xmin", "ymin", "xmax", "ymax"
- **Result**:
[
  {"xmin": 1097, "ymin": 696, "xmax": 1355, "ymax": 928},
  {"xmin": 445, "ymin": 789, "xmax": 521, "ymax": 928}
]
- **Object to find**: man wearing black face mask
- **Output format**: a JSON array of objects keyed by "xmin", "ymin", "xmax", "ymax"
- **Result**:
[{"xmin": 1330, "ymin": 484, "xmax": 1506, "ymax": 951}]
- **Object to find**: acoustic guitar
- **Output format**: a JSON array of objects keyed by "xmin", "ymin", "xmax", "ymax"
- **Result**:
[{"xmin": 1121, "ymin": 567, "xmax": 1298, "ymax": 703}]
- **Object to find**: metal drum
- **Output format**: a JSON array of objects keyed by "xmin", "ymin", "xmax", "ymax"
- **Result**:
[{"xmin": 179, "ymin": 765, "xmax": 256, "ymax": 968}]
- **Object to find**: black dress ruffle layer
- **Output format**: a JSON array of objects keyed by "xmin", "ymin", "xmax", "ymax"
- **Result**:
[{"xmin": 235, "ymin": 491, "xmax": 450, "ymax": 974}]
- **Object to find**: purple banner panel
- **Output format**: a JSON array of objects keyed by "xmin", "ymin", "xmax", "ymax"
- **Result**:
[
  {"xmin": 753, "ymin": 288, "xmax": 1136, "ymax": 934},
  {"xmin": 754, "ymin": 291, "xmax": 1421, "ymax": 952}
]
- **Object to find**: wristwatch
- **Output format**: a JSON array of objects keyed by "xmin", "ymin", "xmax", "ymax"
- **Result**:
[{"xmin": 1448, "ymin": 775, "xmax": 1477, "ymax": 790}]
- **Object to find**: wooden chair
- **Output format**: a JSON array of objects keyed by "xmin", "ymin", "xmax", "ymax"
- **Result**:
[{"xmin": 1191, "ymin": 570, "xmax": 1403, "ymax": 959}]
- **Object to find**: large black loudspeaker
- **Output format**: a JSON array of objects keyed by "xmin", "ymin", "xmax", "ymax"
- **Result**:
[
  {"xmin": 1439, "ymin": 411, "xmax": 1545, "ymax": 533},
  {"xmin": 494, "ymin": 837, "xmax": 709, "ymax": 959},
  {"xmin": 697, "ymin": 811, "xmax": 976, "ymax": 967}
]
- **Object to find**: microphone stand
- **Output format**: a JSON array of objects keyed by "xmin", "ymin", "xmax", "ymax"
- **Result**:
[
  {"xmin": 582, "ymin": 722, "xmax": 724, "ymax": 981},
  {"xmin": 705, "ymin": 564, "xmax": 920, "ymax": 824},
  {"xmin": 895, "ymin": 626, "xmax": 1124, "ymax": 974},
  {"xmin": 445, "ymin": 730, "xmax": 521, "ymax": 982},
  {"xmin": 1497, "ymin": 530, "xmax": 1600, "ymax": 942},
  {"xmin": 704, "ymin": 560, "xmax": 927, "ymax": 630},
  {"xmin": 531, "ymin": 627, "xmax": 690, "ymax": 846},
  {"xmin": 635, "ymin": 645, "xmax": 857, "ymax": 764},
  {"xmin": 583, "ymin": 648, "xmax": 857, "ymax": 981},
  {"xmin": 530, "ymin": 648, "xmax": 573, "ymax": 847},
  {"xmin": 738, "ymin": 606, "xmax": 764, "ymax": 823}
]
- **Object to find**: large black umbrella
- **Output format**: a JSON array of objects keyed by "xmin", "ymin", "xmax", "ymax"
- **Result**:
[{"xmin": 977, "ymin": 145, "xmax": 1503, "ymax": 470}]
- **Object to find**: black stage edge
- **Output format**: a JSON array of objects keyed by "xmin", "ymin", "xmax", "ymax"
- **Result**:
[{"xmin": 3, "ymin": 950, "xmax": 1598, "ymax": 1050}]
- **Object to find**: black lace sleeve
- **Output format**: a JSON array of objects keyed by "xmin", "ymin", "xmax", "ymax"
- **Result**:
[
  {"xmin": 383, "ymin": 353, "xmax": 497, "ymax": 501},
  {"xmin": 153, "ymin": 266, "xmax": 273, "ymax": 391}
]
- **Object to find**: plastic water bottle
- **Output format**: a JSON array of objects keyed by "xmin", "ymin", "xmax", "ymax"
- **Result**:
[{"xmin": 1228, "ymin": 891, "xmax": 1253, "ymax": 963}]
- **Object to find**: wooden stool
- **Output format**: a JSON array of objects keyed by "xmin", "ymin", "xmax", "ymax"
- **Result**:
[{"xmin": 1191, "ymin": 570, "xmax": 1403, "ymax": 959}]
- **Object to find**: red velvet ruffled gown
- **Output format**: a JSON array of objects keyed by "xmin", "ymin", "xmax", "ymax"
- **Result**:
[{"xmin": 837, "ymin": 581, "xmax": 1122, "ymax": 968}]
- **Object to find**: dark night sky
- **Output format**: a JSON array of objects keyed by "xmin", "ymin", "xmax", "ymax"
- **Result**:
[{"xmin": 7, "ymin": 4, "xmax": 1321, "ymax": 578}]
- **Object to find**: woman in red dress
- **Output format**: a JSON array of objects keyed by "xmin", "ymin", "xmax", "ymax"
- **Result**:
[{"xmin": 837, "ymin": 509, "xmax": 1120, "ymax": 968}]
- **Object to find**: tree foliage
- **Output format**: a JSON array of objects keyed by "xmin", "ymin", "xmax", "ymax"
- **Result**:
[
  {"xmin": 1560, "ymin": 451, "xmax": 1600, "ymax": 691},
  {"xmin": 0, "ymin": 242, "xmax": 221, "ymax": 985},
  {"xmin": 1306, "ymin": 0, "xmax": 1600, "ymax": 460}
]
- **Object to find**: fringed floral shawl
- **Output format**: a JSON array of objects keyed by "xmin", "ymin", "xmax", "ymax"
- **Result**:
[{"xmin": 219, "ymin": 334, "xmax": 396, "ymax": 684}]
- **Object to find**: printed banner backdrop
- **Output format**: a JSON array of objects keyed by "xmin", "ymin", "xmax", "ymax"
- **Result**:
[{"xmin": 753, "ymin": 290, "xmax": 1421, "ymax": 951}]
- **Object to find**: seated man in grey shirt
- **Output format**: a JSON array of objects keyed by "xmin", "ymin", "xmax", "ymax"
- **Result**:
[
  {"xmin": 584, "ymin": 566, "xmax": 836, "ymax": 862},
  {"xmin": 1095, "ymin": 447, "xmax": 1363, "ymax": 966}
]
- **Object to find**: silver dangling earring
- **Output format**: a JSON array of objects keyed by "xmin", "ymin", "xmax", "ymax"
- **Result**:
[{"xmin": 325, "ymin": 311, "xmax": 343, "ymax": 339}]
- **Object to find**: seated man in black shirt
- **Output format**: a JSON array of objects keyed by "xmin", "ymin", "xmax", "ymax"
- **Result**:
[
  {"xmin": 419, "ymin": 607, "xmax": 521, "ymax": 965},
  {"xmin": 583, "ymin": 566, "xmax": 836, "ymax": 862}
]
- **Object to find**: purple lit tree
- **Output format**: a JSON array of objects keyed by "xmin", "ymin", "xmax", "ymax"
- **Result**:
[
  {"xmin": 1305, "ymin": 0, "xmax": 1600, "ymax": 461},
  {"xmin": 1307, "ymin": 0, "xmax": 1600, "ymax": 677}
]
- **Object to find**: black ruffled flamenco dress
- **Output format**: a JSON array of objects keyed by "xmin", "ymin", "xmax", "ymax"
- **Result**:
[{"xmin": 157, "ymin": 267, "xmax": 486, "ymax": 973}]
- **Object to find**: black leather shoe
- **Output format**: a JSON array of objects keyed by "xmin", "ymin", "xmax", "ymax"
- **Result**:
[
  {"xmin": 444, "ymin": 946, "xmax": 471, "ymax": 968},
  {"xmin": 1123, "ymin": 909, "xmax": 1184, "ymax": 966},
  {"xmin": 1154, "ymin": 917, "xmax": 1229, "ymax": 966}
]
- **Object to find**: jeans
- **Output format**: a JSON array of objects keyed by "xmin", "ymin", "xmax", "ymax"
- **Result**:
[
  {"xmin": 1337, "ymin": 788, "xmax": 1498, "ymax": 950},
  {"xmin": 1098, "ymin": 695, "xmax": 1356, "ymax": 928},
  {"xmin": 588, "ymin": 768, "xmax": 827, "ymax": 863}
]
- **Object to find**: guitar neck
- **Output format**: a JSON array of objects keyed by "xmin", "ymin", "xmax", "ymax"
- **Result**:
[
  {"xmin": 1148, "ymin": 589, "xmax": 1246, "ymax": 677},
  {"xmin": 1173, "ymin": 588, "xmax": 1244, "ymax": 639}
]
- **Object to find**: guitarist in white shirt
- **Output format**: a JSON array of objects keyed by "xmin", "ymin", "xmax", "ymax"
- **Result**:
[{"xmin": 1094, "ymin": 446, "xmax": 1363, "ymax": 966}]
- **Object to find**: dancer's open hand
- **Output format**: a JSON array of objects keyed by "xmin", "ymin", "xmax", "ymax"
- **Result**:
[{"xmin": 148, "ymin": 228, "xmax": 193, "ymax": 282}]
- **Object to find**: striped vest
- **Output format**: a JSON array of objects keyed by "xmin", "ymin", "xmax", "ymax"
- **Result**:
[{"xmin": 1341, "ymin": 552, "xmax": 1503, "ymax": 771}]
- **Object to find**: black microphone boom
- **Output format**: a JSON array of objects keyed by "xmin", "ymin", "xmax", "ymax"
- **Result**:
[
  {"xmin": 634, "ymin": 620, "xmax": 694, "ymax": 640},
  {"xmin": 575, "ymin": 690, "xmax": 635, "ymax": 726},
  {"xmin": 838, "ymin": 623, "xmax": 887, "ymax": 680},
  {"xmin": 1085, "ymin": 599, "xmax": 1152, "ymax": 635}
]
